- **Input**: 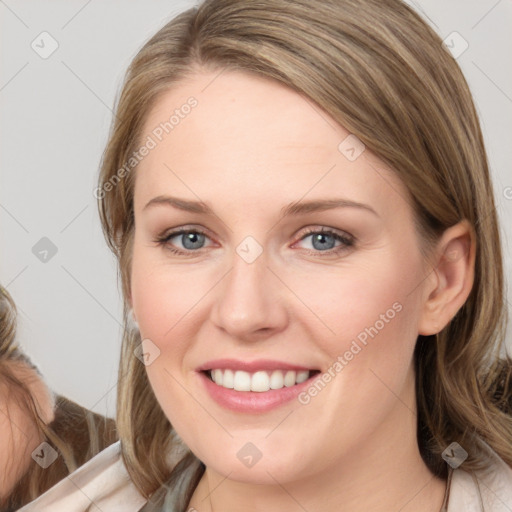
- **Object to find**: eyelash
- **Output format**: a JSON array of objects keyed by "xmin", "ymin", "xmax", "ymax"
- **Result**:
[{"xmin": 154, "ymin": 226, "xmax": 355, "ymax": 258}]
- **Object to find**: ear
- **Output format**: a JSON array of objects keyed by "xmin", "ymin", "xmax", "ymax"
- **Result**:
[
  {"xmin": 126, "ymin": 283, "xmax": 135, "ymax": 319},
  {"xmin": 418, "ymin": 220, "xmax": 476, "ymax": 335},
  {"xmin": 128, "ymin": 301, "xmax": 137, "ymax": 324},
  {"xmin": 125, "ymin": 279, "xmax": 139, "ymax": 331},
  {"xmin": 127, "ymin": 296, "xmax": 134, "ymax": 316}
]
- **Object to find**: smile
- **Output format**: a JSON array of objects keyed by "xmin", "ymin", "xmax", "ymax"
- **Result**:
[
  {"xmin": 197, "ymin": 360, "xmax": 321, "ymax": 413},
  {"xmin": 208, "ymin": 369, "xmax": 312, "ymax": 392}
]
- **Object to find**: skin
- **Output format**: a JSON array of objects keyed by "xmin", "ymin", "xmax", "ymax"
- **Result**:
[
  {"xmin": 130, "ymin": 69, "xmax": 475, "ymax": 512},
  {"xmin": 0, "ymin": 362, "xmax": 55, "ymax": 503}
]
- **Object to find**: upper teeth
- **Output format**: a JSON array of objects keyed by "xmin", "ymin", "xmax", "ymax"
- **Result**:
[{"xmin": 209, "ymin": 369, "xmax": 310, "ymax": 392}]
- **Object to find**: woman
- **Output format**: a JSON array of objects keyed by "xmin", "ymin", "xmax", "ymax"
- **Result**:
[
  {"xmin": 0, "ymin": 285, "xmax": 118, "ymax": 511},
  {"xmin": 18, "ymin": 0, "xmax": 512, "ymax": 510}
]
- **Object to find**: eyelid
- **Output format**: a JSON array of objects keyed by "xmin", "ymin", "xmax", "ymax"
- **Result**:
[
  {"xmin": 158, "ymin": 224, "xmax": 212, "ymax": 240},
  {"xmin": 155, "ymin": 225, "xmax": 216, "ymax": 251},
  {"xmin": 294, "ymin": 225, "xmax": 355, "ymax": 243}
]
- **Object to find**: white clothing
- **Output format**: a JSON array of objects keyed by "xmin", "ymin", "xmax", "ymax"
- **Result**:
[{"xmin": 17, "ymin": 440, "xmax": 512, "ymax": 511}]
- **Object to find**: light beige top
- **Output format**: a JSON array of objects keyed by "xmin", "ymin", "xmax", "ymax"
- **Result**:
[{"xmin": 17, "ymin": 440, "xmax": 512, "ymax": 511}]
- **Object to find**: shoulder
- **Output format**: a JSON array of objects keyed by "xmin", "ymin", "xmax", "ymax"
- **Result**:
[
  {"xmin": 448, "ymin": 442, "xmax": 512, "ymax": 511},
  {"xmin": 17, "ymin": 441, "xmax": 148, "ymax": 512}
]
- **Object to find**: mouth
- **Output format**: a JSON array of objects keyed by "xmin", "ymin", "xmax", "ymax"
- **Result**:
[
  {"xmin": 204, "ymin": 368, "xmax": 320, "ymax": 392},
  {"xmin": 196, "ymin": 360, "xmax": 321, "ymax": 413}
]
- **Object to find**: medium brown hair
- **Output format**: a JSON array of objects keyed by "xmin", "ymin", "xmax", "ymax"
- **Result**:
[
  {"xmin": 0, "ymin": 286, "xmax": 118, "ymax": 510},
  {"xmin": 97, "ymin": 0, "xmax": 512, "ymax": 499}
]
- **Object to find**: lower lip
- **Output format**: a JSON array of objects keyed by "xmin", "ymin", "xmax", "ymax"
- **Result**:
[{"xmin": 198, "ymin": 371, "xmax": 317, "ymax": 413}]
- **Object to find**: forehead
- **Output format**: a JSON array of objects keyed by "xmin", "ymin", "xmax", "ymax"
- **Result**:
[
  {"xmin": 143, "ymin": 70, "xmax": 338, "ymax": 157},
  {"xmin": 134, "ymin": 69, "xmax": 412, "ymax": 220}
]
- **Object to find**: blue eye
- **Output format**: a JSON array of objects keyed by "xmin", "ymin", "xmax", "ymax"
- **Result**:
[
  {"xmin": 296, "ymin": 228, "xmax": 354, "ymax": 255},
  {"xmin": 304, "ymin": 232, "xmax": 337, "ymax": 250},
  {"xmin": 157, "ymin": 229, "xmax": 210, "ymax": 252},
  {"xmin": 176, "ymin": 231, "xmax": 206, "ymax": 250}
]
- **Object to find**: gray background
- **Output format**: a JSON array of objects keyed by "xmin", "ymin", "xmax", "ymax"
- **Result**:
[{"xmin": 1, "ymin": 0, "xmax": 511, "ymax": 418}]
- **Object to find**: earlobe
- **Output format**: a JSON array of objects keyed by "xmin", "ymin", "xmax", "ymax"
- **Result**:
[
  {"xmin": 418, "ymin": 220, "xmax": 476, "ymax": 336},
  {"xmin": 128, "ymin": 307, "xmax": 139, "ymax": 331},
  {"xmin": 126, "ymin": 284, "xmax": 139, "ymax": 330}
]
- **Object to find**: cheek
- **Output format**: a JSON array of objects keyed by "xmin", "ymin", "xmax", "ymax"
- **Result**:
[
  {"xmin": 130, "ymin": 252, "xmax": 204, "ymax": 432},
  {"xmin": 293, "ymin": 251, "xmax": 422, "ymax": 410},
  {"xmin": 290, "ymin": 251, "xmax": 421, "ymax": 359},
  {"xmin": 0, "ymin": 399, "xmax": 42, "ymax": 499},
  {"xmin": 130, "ymin": 243, "xmax": 206, "ymax": 349}
]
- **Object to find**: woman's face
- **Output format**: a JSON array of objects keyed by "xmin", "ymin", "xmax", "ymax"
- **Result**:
[
  {"xmin": 0, "ymin": 363, "xmax": 54, "ymax": 502},
  {"xmin": 131, "ymin": 69, "xmax": 432, "ymax": 483}
]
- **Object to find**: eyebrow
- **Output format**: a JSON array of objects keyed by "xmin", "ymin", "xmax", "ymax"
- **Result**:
[{"xmin": 143, "ymin": 195, "xmax": 379, "ymax": 218}]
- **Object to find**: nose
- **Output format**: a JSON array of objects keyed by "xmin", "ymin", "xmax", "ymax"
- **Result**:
[{"xmin": 210, "ymin": 244, "xmax": 289, "ymax": 341}]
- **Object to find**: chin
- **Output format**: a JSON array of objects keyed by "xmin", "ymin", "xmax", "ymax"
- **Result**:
[{"xmin": 191, "ymin": 437, "xmax": 316, "ymax": 484}]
